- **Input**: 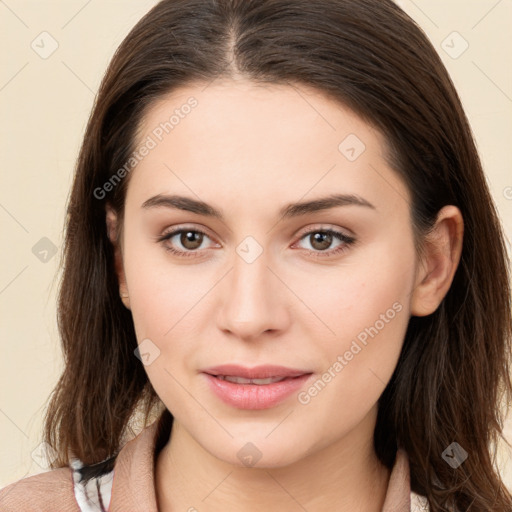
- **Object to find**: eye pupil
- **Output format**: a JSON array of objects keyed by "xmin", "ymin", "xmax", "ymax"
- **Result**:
[{"xmin": 311, "ymin": 232, "xmax": 332, "ymax": 251}]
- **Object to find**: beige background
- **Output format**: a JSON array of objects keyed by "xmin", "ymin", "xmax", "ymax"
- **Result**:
[{"xmin": 1, "ymin": 0, "xmax": 511, "ymax": 490}]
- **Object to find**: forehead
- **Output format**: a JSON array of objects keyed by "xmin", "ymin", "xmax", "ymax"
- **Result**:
[{"xmin": 126, "ymin": 79, "xmax": 409, "ymax": 217}]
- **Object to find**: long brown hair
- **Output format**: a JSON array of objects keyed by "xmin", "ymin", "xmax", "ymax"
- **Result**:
[{"xmin": 43, "ymin": 0, "xmax": 512, "ymax": 510}]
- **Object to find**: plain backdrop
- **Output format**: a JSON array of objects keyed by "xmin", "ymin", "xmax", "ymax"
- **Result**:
[{"xmin": 1, "ymin": 0, "xmax": 511, "ymax": 490}]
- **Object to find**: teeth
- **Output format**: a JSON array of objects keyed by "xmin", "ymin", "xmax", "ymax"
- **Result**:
[{"xmin": 218, "ymin": 375, "xmax": 288, "ymax": 385}]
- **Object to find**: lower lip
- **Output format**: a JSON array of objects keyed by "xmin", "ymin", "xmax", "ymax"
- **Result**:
[{"xmin": 202, "ymin": 373, "xmax": 313, "ymax": 410}]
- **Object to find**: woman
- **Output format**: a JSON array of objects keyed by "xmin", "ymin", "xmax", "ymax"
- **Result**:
[{"xmin": 1, "ymin": 0, "xmax": 511, "ymax": 510}]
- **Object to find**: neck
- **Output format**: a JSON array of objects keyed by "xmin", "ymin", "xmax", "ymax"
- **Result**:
[{"xmin": 155, "ymin": 406, "xmax": 391, "ymax": 512}]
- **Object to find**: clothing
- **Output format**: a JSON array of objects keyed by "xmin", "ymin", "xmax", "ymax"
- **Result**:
[{"xmin": 0, "ymin": 414, "xmax": 430, "ymax": 511}]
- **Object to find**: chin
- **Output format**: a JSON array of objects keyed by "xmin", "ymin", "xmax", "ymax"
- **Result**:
[{"xmin": 203, "ymin": 435, "xmax": 310, "ymax": 469}]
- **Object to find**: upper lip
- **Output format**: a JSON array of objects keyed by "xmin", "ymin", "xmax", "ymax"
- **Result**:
[{"xmin": 202, "ymin": 364, "xmax": 312, "ymax": 379}]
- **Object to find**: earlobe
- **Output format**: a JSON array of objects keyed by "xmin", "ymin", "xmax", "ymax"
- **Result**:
[
  {"xmin": 105, "ymin": 205, "xmax": 131, "ymax": 310},
  {"xmin": 410, "ymin": 205, "xmax": 464, "ymax": 317}
]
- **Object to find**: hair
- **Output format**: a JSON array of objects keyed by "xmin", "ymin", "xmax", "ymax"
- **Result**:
[{"xmin": 42, "ymin": 0, "xmax": 512, "ymax": 510}]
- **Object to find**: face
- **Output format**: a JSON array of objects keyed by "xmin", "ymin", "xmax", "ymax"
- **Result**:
[{"xmin": 110, "ymin": 79, "xmax": 421, "ymax": 467}]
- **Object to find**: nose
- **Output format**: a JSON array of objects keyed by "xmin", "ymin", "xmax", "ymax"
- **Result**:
[{"xmin": 216, "ymin": 248, "xmax": 290, "ymax": 341}]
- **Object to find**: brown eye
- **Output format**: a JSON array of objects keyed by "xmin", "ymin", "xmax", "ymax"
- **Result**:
[
  {"xmin": 158, "ymin": 226, "xmax": 216, "ymax": 258},
  {"xmin": 179, "ymin": 230, "xmax": 204, "ymax": 250},
  {"xmin": 308, "ymin": 232, "xmax": 334, "ymax": 251},
  {"xmin": 295, "ymin": 228, "xmax": 356, "ymax": 258}
]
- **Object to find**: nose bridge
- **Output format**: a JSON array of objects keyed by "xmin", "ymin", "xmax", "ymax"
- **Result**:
[
  {"xmin": 231, "ymin": 241, "xmax": 273, "ymax": 314},
  {"xmin": 217, "ymin": 238, "xmax": 286, "ymax": 339}
]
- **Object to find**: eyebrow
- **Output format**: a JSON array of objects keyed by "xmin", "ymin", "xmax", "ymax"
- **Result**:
[{"xmin": 141, "ymin": 193, "xmax": 375, "ymax": 220}]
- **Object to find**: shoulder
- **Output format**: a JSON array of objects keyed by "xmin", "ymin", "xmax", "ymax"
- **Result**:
[{"xmin": 0, "ymin": 467, "xmax": 81, "ymax": 512}]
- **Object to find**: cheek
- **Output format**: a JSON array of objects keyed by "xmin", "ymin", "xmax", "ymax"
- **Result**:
[
  {"xmin": 127, "ymin": 267, "xmax": 194, "ymax": 336},
  {"xmin": 292, "ymin": 232, "xmax": 415, "ymax": 346},
  {"xmin": 121, "ymin": 224, "xmax": 202, "ymax": 338},
  {"xmin": 122, "ymin": 245, "xmax": 206, "ymax": 410},
  {"xmin": 295, "ymin": 241, "xmax": 414, "ymax": 423}
]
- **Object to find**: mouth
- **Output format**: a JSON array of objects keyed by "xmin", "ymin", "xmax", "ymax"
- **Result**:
[
  {"xmin": 211, "ymin": 375, "xmax": 298, "ymax": 385},
  {"xmin": 201, "ymin": 364, "xmax": 314, "ymax": 410}
]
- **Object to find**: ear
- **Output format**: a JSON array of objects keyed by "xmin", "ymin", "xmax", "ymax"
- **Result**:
[
  {"xmin": 410, "ymin": 205, "xmax": 464, "ymax": 317},
  {"xmin": 106, "ymin": 205, "xmax": 130, "ymax": 310}
]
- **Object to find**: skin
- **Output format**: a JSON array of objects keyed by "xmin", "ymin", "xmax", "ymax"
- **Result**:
[{"xmin": 106, "ymin": 79, "xmax": 463, "ymax": 511}]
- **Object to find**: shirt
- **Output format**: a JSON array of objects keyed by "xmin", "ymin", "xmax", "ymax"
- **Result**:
[{"xmin": 0, "ymin": 416, "xmax": 430, "ymax": 511}]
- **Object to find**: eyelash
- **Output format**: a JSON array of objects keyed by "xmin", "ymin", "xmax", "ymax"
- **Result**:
[{"xmin": 157, "ymin": 226, "xmax": 356, "ymax": 259}]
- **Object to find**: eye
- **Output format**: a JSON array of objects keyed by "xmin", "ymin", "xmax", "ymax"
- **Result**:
[
  {"xmin": 293, "ymin": 227, "xmax": 356, "ymax": 258},
  {"xmin": 157, "ymin": 226, "xmax": 217, "ymax": 258},
  {"xmin": 157, "ymin": 225, "xmax": 356, "ymax": 259}
]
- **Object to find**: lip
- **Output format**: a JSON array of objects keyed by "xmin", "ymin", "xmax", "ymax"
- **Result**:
[
  {"xmin": 201, "ymin": 364, "xmax": 314, "ymax": 410},
  {"xmin": 201, "ymin": 364, "xmax": 311, "ymax": 379}
]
